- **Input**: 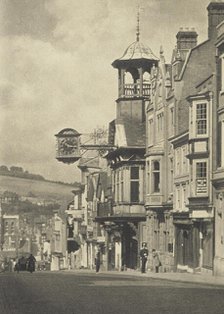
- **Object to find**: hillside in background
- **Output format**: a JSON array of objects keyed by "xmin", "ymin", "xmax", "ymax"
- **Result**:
[
  {"xmin": 0, "ymin": 165, "xmax": 79, "ymax": 187},
  {"xmin": 0, "ymin": 175, "xmax": 77, "ymax": 206}
]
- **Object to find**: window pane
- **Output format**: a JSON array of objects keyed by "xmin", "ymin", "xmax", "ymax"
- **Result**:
[
  {"xmin": 154, "ymin": 172, "xmax": 160, "ymax": 192},
  {"xmin": 131, "ymin": 181, "xmax": 139, "ymax": 202},
  {"xmin": 196, "ymin": 162, "xmax": 207, "ymax": 194},
  {"xmin": 196, "ymin": 162, "xmax": 207, "ymax": 178},
  {"xmin": 154, "ymin": 161, "xmax": 160, "ymax": 170},
  {"xmin": 197, "ymin": 120, "xmax": 207, "ymax": 134},
  {"xmin": 196, "ymin": 103, "xmax": 207, "ymax": 135},
  {"xmin": 131, "ymin": 167, "xmax": 139, "ymax": 179}
]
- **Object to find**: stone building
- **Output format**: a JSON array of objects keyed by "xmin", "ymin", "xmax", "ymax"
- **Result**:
[
  {"xmin": 213, "ymin": 12, "xmax": 224, "ymax": 276},
  {"xmin": 145, "ymin": 47, "xmax": 175, "ymax": 272},
  {"xmin": 169, "ymin": 2, "xmax": 224, "ymax": 273}
]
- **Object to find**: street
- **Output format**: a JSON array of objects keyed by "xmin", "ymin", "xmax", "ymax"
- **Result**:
[{"xmin": 0, "ymin": 271, "xmax": 224, "ymax": 314}]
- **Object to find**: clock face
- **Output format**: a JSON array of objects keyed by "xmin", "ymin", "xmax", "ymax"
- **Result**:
[{"xmin": 59, "ymin": 137, "xmax": 78, "ymax": 155}]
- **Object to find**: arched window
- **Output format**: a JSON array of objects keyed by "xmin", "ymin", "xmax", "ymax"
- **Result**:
[
  {"xmin": 143, "ymin": 71, "xmax": 150, "ymax": 83},
  {"xmin": 124, "ymin": 71, "xmax": 133, "ymax": 84}
]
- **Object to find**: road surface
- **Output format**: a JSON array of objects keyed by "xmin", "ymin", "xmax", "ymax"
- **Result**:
[{"xmin": 0, "ymin": 271, "xmax": 224, "ymax": 314}]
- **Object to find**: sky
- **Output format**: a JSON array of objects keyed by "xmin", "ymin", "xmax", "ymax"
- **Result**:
[{"xmin": 0, "ymin": 0, "xmax": 215, "ymax": 183}]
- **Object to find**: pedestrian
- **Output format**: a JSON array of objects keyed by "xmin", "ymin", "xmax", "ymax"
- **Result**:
[
  {"xmin": 95, "ymin": 245, "xmax": 101, "ymax": 273},
  {"xmin": 27, "ymin": 254, "xmax": 36, "ymax": 273},
  {"xmin": 140, "ymin": 242, "xmax": 148, "ymax": 273},
  {"xmin": 152, "ymin": 249, "xmax": 161, "ymax": 273}
]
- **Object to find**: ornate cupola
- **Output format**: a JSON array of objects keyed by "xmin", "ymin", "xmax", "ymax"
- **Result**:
[{"xmin": 112, "ymin": 11, "xmax": 158, "ymax": 102}]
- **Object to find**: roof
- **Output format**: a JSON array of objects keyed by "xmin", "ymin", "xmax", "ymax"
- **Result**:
[
  {"xmin": 112, "ymin": 40, "xmax": 158, "ymax": 68},
  {"xmin": 55, "ymin": 128, "xmax": 80, "ymax": 138},
  {"xmin": 113, "ymin": 118, "xmax": 146, "ymax": 147}
]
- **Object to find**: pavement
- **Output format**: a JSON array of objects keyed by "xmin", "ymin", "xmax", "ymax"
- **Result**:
[{"xmin": 61, "ymin": 268, "xmax": 224, "ymax": 287}]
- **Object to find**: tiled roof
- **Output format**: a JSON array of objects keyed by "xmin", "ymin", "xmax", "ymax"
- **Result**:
[
  {"xmin": 122, "ymin": 118, "xmax": 146, "ymax": 147},
  {"xmin": 115, "ymin": 41, "xmax": 158, "ymax": 62},
  {"xmin": 108, "ymin": 118, "xmax": 145, "ymax": 148}
]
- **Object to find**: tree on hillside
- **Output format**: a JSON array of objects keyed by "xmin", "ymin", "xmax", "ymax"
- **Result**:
[
  {"xmin": 10, "ymin": 166, "xmax": 24, "ymax": 173},
  {"xmin": 2, "ymin": 191, "xmax": 19, "ymax": 202},
  {"xmin": 0, "ymin": 165, "xmax": 9, "ymax": 173}
]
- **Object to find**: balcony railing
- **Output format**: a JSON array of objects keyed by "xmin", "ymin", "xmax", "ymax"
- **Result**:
[{"xmin": 120, "ymin": 83, "xmax": 150, "ymax": 98}]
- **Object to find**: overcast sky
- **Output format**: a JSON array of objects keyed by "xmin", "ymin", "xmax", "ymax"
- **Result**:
[{"xmin": 0, "ymin": 0, "xmax": 215, "ymax": 183}]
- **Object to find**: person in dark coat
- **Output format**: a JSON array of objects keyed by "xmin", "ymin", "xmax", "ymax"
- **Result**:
[
  {"xmin": 95, "ymin": 246, "xmax": 101, "ymax": 273},
  {"xmin": 140, "ymin": 242, "xmax": 149, "ymax": 273},
  {"xmin": 27, "ymin": 254, "xmax": 36, "ymax": 273}
]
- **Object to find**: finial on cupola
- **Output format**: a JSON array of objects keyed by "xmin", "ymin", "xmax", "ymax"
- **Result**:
[
  {"xmin": 136, "ymin": 5, "xmax": 140, "ymax": 41},
  {"xmin": 160, "ymin": 45, "xmax": 164, "ymax": 56}
]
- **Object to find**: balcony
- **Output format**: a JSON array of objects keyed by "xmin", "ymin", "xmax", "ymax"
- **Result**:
[{"xmin": 120, "ymin": 83, "xmax": 150, "ymax": 98}]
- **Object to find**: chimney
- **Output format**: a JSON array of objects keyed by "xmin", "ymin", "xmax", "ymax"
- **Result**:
[
  {"xmin": 176, "ymin": 28, "xmax": 198, "ymax": 50},
  {"xmin": 207, "ymin": 2, "xmax": 224, "ymax": 39}
]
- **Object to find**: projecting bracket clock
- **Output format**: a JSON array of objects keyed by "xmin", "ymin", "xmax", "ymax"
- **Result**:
[{"xmin": 55, "ymin": 128, "xmax": 81, "ymax": 164}]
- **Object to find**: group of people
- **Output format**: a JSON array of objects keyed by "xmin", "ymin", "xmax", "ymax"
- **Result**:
[
  {"xmin": 94, "ymin": 243, "xmax": 161, "ymax": 274},
  {"xmin": 15, "ymin": 254, "xmax": 36, "ymax": 273},
  {"xmin": 140, "ymin": 243, "xmax": 161, "ymax": 273}
]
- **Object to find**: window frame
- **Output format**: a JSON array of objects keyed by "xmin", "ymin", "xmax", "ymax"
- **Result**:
[
  {"xmin": 191, "ymin": 101, "xmax": 209, "ymax": 138},
  {"xmin": 130, "ymin": 166, "xmax": 140, "ymax": 203},
  {"xmin": 195, "ymin": 160, "xmax": 208, "ymax": 195},
  {"xmin": 152, "ymin": 160, "xmax": 160, "ymax": 193}
]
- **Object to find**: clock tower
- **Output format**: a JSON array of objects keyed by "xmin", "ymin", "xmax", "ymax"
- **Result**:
[{"xmin": 97, "ymin": 15, "xmax": 159, "ymax": 271}]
